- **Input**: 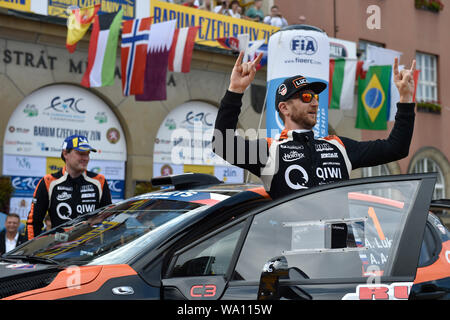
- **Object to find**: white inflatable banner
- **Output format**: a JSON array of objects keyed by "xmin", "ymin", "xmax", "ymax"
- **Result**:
[{"xmin": 266, "ymin": 26, "xmax": 330, "ymax": 138}]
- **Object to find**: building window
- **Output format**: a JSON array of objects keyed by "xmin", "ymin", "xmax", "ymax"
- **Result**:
[
  {"xmin": 411, "ymin": 158, "xmax": 445, "ymax": 199},
  {"xmin": 357, "ymin": 40, "xmax": 384, "ymax": 61},
  {"xmin": 362, "ymin": 164, "xmax": 391, "ymax": 198},
  {"xmin": 362, "ymin": 164, "xmax": 390, "ymax": 178},
  {"xmin": 415, "ymin": 52, "xmax": 438, "ymax": 103}
]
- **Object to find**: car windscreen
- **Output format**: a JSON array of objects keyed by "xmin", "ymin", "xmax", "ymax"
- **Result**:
[{"xmin": 5, "ymin": 198, "xmax": 205, "ymax": 265}]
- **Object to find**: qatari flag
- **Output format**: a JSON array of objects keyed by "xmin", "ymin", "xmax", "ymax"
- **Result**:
[{"xmin": 136, "ymin": 20, "xmax": 176, "ymax": 101}]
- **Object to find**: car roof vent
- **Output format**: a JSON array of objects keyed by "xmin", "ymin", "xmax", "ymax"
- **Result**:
[{"xmin": 151, "ymin": 173, "xmax": 223, "ymax": 190}]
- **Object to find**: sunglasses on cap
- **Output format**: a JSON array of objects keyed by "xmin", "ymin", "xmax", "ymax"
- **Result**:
[{"xmin": 296, "ymin": 92, "xmax": 319, "ymax": 103}]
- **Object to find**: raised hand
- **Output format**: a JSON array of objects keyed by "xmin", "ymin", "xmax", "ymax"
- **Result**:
[
  {"xmin": 393, "ymin": 57, "xmax": 416, "ymax": 103},
  {"xmin": 228, "ymin": 51, "xmax": 263, "ymax": 94}
]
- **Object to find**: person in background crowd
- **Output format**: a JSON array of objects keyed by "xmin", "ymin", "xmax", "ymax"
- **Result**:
[
  {"xmin": 199, "ymin": 0, "xmax": 214, "ymax": 11},
  {"xmin": 44, "ymin": 214, "xmax": 52, "ymax": 232},
  {"xmin": 228, "ymin": 0, "xmax": 242, "ymax": 18},
  {"xmin": 215, "ymin": 0, "xmax": 231, "ymax": 15},
  {"xmin": 245, "ymin": 0, "xmax": 265, "ymax": 22},
  {"xmin": 26, "ymin": 135, "xmax": 112, "ymax": 240},
  {"xmin": 183, "ymin": 0, "xmax": 199, "ymax": 8},
  {"xmin": 298, "ymin": 15, "xmax": 307, "ymax": 23},
  {"xmin": 0, "ymin": 213, "xmax": 27, "ymax": 255},
  {"xmin": 264, "ymin": 5, "xmax": 288, "ymax": 27}
]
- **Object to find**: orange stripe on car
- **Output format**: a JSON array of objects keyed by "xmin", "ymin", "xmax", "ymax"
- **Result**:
[
  {"xmin": 3, "ymin": 264, "xmax": 137, "ymax": 300},
  {"xmin": 414, "ymin": 240, "xmax": 450, "ymax": 284},
  {"xmin": 246, "ymin": 187, "xmax": 271, "ymax": 199},
  {"xmin": 348, "ymin": 192, "xmax": 404, "ymax": 209},
  {"xmin": 368, "ymin": 207, "xmax": 386, "ymax": 241}
]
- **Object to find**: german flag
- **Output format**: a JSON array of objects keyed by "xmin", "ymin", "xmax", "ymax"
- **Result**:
[{"xmin": 66, "ymin": 4, "xmax": 100, "ymax": 53}]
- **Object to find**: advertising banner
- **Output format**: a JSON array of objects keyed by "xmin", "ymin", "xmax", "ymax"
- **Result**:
[
  {"xmin": 150, "ymin": 0, "xmax": 279, "ymax": 48},
  {"xmin": 266, "ymin": 26, "xmax": 330, "ymax": 138},
  {"xmin": 88, "ymin": 159, "xmax": 125, "ymax": 200},
  {"xmin": 47, "ymin": 0, "xmax": 135, "ymax": 20},
  {"xmin": 329, "ymin": 37, "xmax": 357, "ymax": 59},
  {"xmin": 2, "ymin": 154, "xmax": 47, "ymax": 177},
  {"xmin": 4, "ymin": 84, "xmax": 127, "ymax": 161},
  {"xmin": 9, "ymin": 197, "xmax": 33, "ymax": 222},
  {"xmin": 0, "ymin": 0, "xmax": 30, "ymax": 11},
  {"xmin": 10, "ymin": 176, "xmax": 41, "ymax": 197},
  {"xmin": 153, "ymin": 101, "xmax": 243, "ymax": 183},
  {"xmin": 0, "ymin": 0, "xmax": 46, "ymax": 14}
]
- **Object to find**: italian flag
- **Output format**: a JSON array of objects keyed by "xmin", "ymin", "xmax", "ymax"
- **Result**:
[
  {"xmin": 328, "ymin": 59, "xmax": 357, "ymax": 110},
  {"xmin": 82, "ymin": 9, "xmax": 123, "ymax": 88}
]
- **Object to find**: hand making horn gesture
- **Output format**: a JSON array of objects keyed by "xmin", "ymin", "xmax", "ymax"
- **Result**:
[
  {"xmin": 228, "ymin": 51, "xmax": 264, "ymax": 94},
  {"xmin": 393, "ymin": 57, "xmax": 416, "ymax": 103}
]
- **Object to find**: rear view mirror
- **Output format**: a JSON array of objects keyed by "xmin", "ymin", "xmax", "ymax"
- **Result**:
[
  {"xmin": 257, "ymin": 256, "xmax": 311, "ymax": 300},
  {"xmin": 257, "ymin": 256, "xmax": 289, "ymax": 300}
]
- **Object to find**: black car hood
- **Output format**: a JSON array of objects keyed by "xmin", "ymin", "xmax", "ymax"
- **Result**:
[
  {"xmin": 0, "ymin": 261, "xmax": 60, "ymax": 277},
  {"xmin": 0, "ymin": 261, "xmax": 62, "ymax": 299}
]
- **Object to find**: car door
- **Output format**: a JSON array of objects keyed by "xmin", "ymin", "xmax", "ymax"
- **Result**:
[
  {"xmin": 161, "ymin": 219, "xmax": 250, "ymax": 300},
  {"xmin": 223, "ymin": 173, "xmax": 437, "ymax": 300}
]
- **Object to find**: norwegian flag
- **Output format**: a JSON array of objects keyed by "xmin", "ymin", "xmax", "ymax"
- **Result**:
[
  {"xmin": 121, "ymin": 17, "xmax": 152, "ymax": 96},
  {"xmin": 168, "ymin": 26, "xmax": 200, "ymax": 73}
]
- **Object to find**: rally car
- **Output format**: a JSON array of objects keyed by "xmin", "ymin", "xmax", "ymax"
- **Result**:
[{"xmin": 0, "ymin": 173, "xmax": 449, "ymax": 300}]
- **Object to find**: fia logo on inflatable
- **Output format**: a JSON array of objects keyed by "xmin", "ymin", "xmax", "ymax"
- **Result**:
[{"xmin": 290, "ymin": 36, "xmax": 317, "ymax": 55}]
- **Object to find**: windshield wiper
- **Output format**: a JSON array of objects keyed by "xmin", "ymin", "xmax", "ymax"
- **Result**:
[{"xmin": 3, "ymin": 255, "xmax": 62, "ymax": 266}]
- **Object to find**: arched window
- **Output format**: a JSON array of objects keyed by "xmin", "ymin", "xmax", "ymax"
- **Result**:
[{"xmin": 411, "ymin": 158, "xmax": 445, "ymax": 200}]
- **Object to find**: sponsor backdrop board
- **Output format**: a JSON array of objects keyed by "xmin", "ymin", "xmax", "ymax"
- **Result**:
[
  {"xmin": 153, "ymin": 101, "xmax": 243, "ymax": 183},
  {"xmin": 4, "ymin": 84, "xmax": 126, "ymax": 161},
  {"xmin": 266, "ymin": 26, "xmax": 330, "ymax": 139},
  {"xmin": 2, "ymin": 154, "xmax": 47, "ymax": 177}
]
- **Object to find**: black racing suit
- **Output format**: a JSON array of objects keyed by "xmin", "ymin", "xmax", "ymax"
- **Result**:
[
  {"xmin": 26, "ymin": 167, "xmax": 112, "ymax": 239},
  {"xmin": 212, "ymin": 90, "xmax": 416, "ymax": 199}
]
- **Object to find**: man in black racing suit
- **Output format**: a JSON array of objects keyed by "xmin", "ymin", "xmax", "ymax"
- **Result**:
[
  {"xmin": 26, "ymin": 135, "xmax": 112, "ymax": 239},
  {"xmin": 212, "ymin": 52, "xmax": 417, "ymax": 200}
]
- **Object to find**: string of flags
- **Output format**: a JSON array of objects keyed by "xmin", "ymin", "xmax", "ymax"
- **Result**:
[
  {"xmin": 66, "ymin": 5, "xmax": 200, "ymax": 101},
  {"xmin": 66, "ymin": 5, "xmax": 269, "ymax": 102}
]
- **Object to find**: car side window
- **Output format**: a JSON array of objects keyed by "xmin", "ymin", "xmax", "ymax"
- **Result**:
[
  {"xmin": 168, "ymin": 222, "xmax": 245, "ymax": 278},
  {"xmin": 418, "ymin": 222, "xmax": 439, "ymax": 267},
  {"xmin": 233, "ymin": 181, "xmax": 421, "ymax": 281}
]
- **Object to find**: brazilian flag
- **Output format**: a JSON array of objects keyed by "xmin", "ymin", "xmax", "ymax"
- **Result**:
[{"xmin": 356, "ymin": 65, "xmax": 392, "ymax": 130}]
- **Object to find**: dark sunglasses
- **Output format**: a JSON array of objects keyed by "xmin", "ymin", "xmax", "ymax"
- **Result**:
[{"xmin": 294, "ymin": 92, "xmax": 319, "ymax": 103}]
